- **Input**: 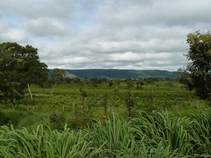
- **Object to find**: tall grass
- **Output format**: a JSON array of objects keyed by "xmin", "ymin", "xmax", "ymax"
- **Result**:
[
  {"xmin": 131, "ymin": 110, "xmax": 193, "ymax": 155},
  {"xmin": 0, "ymin": 124, "xmax": 98, "ymax": 158},
  {"xmin": 188, "ymin": 111, "xmax": 211, "ymax": 156},
  {"xmin": 87, "ymin": 113, "xmax": 135, "ymax": 157},
  {"xmin": 0, "ymin": 110, "xmax": 211, "ymax": 157}
]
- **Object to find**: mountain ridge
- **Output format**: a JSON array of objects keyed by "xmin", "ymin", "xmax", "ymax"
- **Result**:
[{"xmin": 63, "ymin": 69, "xmax": 176, "ymax": 79}]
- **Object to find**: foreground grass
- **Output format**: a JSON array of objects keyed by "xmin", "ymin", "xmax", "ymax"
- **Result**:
[{"xmin": 1, "ymin": 110, "xmax": 211, "ymax": 158}]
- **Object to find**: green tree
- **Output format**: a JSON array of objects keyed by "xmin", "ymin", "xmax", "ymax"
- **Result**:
[
  {"xmin": 82, "ymin": 77, "xmax": 89, "ymax": 90},
  {"xmin": 99, "ymin": 78, "xmax": 108, "ymax": 87},
  {"xmin": 90, "ymin": 78, "xmax": 99, "ymax": 87},
  {"xmin": 182, "ymin": 31, "xmax": 211, "ymax": 101},
  {"xmin": 0, "ymin": 42, "xmax": 48, "ymax": 108},
  {"xmin": 50, "ymin": 68, "xmax": 66, "ymax": 95},
  {"xmin": 64, "ymin": 77, "xmax": 72, "ymax": 83},
  {"xmin": 124, "ymin": 78, "xmax": 134, "ymax": 90},
  {"xmin": 72, "ymin": 77, "xmax": 80, "ymax": 84},
  {"xmin": 125, "ymin": 89, "xmax": 136, "ymax": 118},
  {"xmin": 79, "ymin": 88, "xmax": 87, "ymax": 111},
  {"xmin": 136, "ymin": 78, "xmax": 144, "ymax": 90},
  {"xmin": 112, "ymin": 78, "xmax": 121, "ymax": 91}
]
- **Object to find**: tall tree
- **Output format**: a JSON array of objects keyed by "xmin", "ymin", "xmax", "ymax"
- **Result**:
[
  {"xmin": 182, "ymin": 31, "xmax": 211, "ymax": 100},
  {"xmin": 0, "ymin": 42, "xmax": 48, "ymax": 107}
]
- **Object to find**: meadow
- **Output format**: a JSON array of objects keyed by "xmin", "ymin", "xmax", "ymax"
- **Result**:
[{"xmin": 0, "ymin": 80, "xmax": 211, "ymax": 157}]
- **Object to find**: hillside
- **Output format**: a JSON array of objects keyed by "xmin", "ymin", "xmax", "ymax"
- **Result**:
[{"xmin": 64, "ymin": 69, "xmax": 176, "ymax": 79}]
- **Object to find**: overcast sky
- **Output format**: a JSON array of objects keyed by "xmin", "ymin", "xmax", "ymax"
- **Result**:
[{"xmin": 0, "ymin": 0, "xmax": 210, "ymax": 71}]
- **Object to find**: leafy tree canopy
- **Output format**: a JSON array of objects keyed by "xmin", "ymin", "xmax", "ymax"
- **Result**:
[
  {"xmin": 180, "ymin": 31, "xmax": 211, "ymax": 100},
  {"xmin": 0, "ymin": 42, "xmax": 48, "ymax": 103},
  {"xmin": 51, "ymin": 68, "xmax": 66, "ymax": 83}
]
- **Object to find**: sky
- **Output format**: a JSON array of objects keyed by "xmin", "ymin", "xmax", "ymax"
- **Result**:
[{"xmin": 0, "ymin": 0, "xmax": 211, "ymax": 71}]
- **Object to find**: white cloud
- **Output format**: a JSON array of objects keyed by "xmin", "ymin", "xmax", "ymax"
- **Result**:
[
  {"xmin": 0, "ymin": 0, "xmax": 210, "ymax": 71},
  {"xmin": 109, "ymin": 51, "xmax": 141, "ymax": 61},
  {"xmin": 0, "ymin": 20, "xmax": 28, "ymax": 43}
]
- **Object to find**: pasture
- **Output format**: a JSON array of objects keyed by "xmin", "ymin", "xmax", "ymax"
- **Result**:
[
  {"xmin": 0, "ymin": 80, "xmax": 209, "ymax": 129},
  {"xmin": 0, "ymin": 80, "xmax": 211, "ymax": 157}
]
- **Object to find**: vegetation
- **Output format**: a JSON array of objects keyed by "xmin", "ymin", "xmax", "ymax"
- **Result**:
[
  {"xmin": 0, "ymin": 79, "xmax": 209, "ymax": 129},
  {"xmin": 50, "ymin": 68, "xmax": 66, "ymax": 95},
  {"xmin": 0, "ymin": 42, "xmax": 48, "ymax": 108},
  {"xmin": 178, "ymin": 31, "xmax": 211, "ymax": 102},
  {"xmin": 1, "ymin": 111, "xmax": 211, "ymax": 157},
  {"xmin": 1, "ymin": 32, "xmax": 211, "ymax": 157}
]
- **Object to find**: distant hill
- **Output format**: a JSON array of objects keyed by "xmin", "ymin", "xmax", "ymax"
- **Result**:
[
  {"xmin": 63, "ymin": 69, "xmax": 176, "ymax": 79},
  {"xmin": 48, "ymin": 69, "xmax": 77, "ymax": 79}
]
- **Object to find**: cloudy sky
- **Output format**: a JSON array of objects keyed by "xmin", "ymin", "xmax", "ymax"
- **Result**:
[{"xmin": 0, "ymin": 0, "xmax": 210, "ymax": 71}]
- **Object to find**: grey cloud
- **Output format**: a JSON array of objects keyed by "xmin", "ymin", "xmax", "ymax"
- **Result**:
[
  {"xmin": 0, "ymin": 20, "xmax": 28, "ymax": 43},
  {"xmin": 0, "ymin": 0, "xmax": 80, "ymax": 20},
  {"xmin": 0, "ymin": 0, "xmax": 209, "ymax": 71},
  {"xmin": 96, "ymin": 0, "xmax": 211, "ymax": 27},
  {"xmin": 26, "ymin": 18, "xmax": 69, "ymax": 37}
]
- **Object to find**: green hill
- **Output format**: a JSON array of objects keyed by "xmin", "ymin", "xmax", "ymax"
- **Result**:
[
  {"xmin": 64, "ymin": 69, "xmax": 176, "ymax": 79},
  {"xmin": 48, "ymin": 69, "xmax": 78, "ymax": 79}
]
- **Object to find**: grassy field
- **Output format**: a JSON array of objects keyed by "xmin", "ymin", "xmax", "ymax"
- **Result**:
[
  {"xmin": 0, "ymin": 80, "xmax": 209, "ymax": 129},
  {"xmin": 0, "ymin": 80, "xmax": 211, "ymax": 157}
]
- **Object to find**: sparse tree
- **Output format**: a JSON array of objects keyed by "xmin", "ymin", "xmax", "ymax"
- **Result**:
[
  {"xmin": 136, "ymin": 78, "xmax": 144, "ymax": 90},
  {"xmin": 72, "ymin": 77, "xmax": 80, "ymax": 84},
  {"xmin": 82, "ymin": 77, "xmax": 89, "ymax": 90},
  {"xmin": 124, "ymin": 78, "xmax": 134, "ymax": 90},
  {"xmin": 112, "ymin": 78, "xmax": 121, "ymax": 91},
  {"xmin": 79, "ymin": 88, "xmax": 87, "ymax": 111},
  {"xmin": 50, "ymin": 68, "xmax": 66, "ymax": 95},
  {"xmin": 125, "ymin": 89, "xmax": 136, "ymax": 118}
]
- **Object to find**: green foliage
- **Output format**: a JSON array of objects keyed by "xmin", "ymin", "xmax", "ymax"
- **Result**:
[
  {"xmin": 90, "ymin": 78, "xmax": 99, "ymax": 87},
  {"xmin": 125, "ymin": 90, "xmax": 137, "ymax": 117},
  {"xmin": 49, "ymin": 112, "xmax": 65, "ymax": 130},
  {"xmin": 181, "ymin": 31, "xmax": 211, "ymax": 100},
  {"xmin": 1, "ymin": 111, "xmax": 211, "ymax": 157},
  {"xmin": 88, "ymin": 114, "xmax": 135, "ymax": 157},
  {"xmin": 0, "ymin": 111, "xmax": 8, "ymax": 125},
  {"xmin": 50, "ymin": 68, "xmax": 66, "ymax": 95},
  {"xmin": 0, "ymin": 124, "xmax": 98, "ymax": 158},
  {"xmin": 124, "ymin": 78, "xmax": 134, "ymax": 89},
  {"xmin": 132, "ymin": 110, "xmax": 193, "ymax": 155},
  {"xmin": 51, "ymin": 68, "xmax": 66, "ymax": 83},
  {"xmin": 136, "ymin": 78, "xmax": 144, "ymax": 90},
  {"xmin": 189, "ymin": 111, "xmax": 211, "ymax": 155},
  {"xmin": 0, "ymin": 80, "xmax": 208, "ymax": 129},
  {"xmin": 72, "ymin": 77, "xmax": 81, "ymax": 84},
  {"xmin": 112, "ymin": 78, "xmax": 121, "ymax": 86},
  {"xmin": 0, "ymin": 42, "xmax": 48, "ymax": 104}
]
